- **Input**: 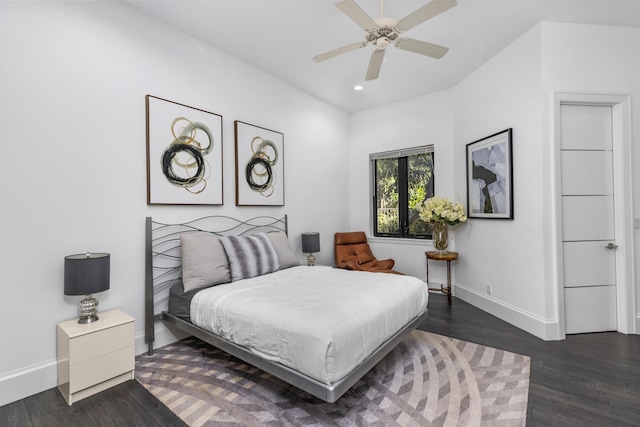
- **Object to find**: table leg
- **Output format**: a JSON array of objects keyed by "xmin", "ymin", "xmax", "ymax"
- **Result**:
[
  {"xmin": 446, "ymin": 260, "xmax": 452, "ymax": 305},
  {"xmin": 426, "ymin": 257, "xmax": 430, "ymax": 285}
]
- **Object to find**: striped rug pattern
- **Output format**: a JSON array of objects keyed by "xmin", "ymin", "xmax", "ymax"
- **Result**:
[{"xmin": 136, "ymin": 330, "xmax": 529, "ymax": 426}]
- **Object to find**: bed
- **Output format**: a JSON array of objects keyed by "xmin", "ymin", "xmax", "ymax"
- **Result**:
[{"xmin": 145, "ymin": 215, "xmax": 429, "ymax": 403}]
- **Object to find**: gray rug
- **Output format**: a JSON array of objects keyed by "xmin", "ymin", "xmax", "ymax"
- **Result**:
[{"xmin": 136, "ymin": 330, "xmax": 529, "ymax": 426}]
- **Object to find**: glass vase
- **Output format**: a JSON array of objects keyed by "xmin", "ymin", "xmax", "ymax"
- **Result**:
[{"xmin": 432, "ymin": 222, "xmax": 449, "ymax": 253}]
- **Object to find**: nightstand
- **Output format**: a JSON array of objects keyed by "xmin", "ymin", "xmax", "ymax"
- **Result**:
[{"xmin": 57, "ymin": 309, "xmax": 135, "ymax": 405}]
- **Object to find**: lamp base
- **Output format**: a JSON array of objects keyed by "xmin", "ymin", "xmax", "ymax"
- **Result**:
[
  {"xmin": 306, "ymin": 253, "xmax": 316, "ymax": 266},
  {"xmin": 78, "ymin": 295, "xmax": 100, "ymax": 324}
]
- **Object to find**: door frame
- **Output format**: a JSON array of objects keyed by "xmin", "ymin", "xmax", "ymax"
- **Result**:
[{"xmin": 552, "ymin": 92, "xmax": 635, "ymax": 339}]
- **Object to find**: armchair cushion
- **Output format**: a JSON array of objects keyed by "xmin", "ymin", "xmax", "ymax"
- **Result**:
[{"xmin": 334, "ymin": 231, "xmax": 400, "ymax": 274}]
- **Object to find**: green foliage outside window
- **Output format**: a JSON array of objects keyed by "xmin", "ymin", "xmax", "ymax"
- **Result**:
[
  {"xmin": 407, "ymin": 153, "xmax": 432, "ymax": 236},
  {"xmin": 376, "ymin": 158, "xmax": 399, "ymax": 233},
  {"xmin": 374, "ymin": 150, "xmax": 434, "ymax": 238}
]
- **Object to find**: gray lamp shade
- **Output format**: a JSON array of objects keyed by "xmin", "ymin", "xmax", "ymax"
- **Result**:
[
  {"xmin": 64, "ymin": 253, "xmax": 110, "ymax": 296},
  {"xmin": 301, "ymin": 232, "xmax": 320, "ymax": 253}
]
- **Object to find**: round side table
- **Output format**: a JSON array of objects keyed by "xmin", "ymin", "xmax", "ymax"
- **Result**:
[{"xmin": 425, "ymin": 251, "xmax": 458, "ymax": 305}]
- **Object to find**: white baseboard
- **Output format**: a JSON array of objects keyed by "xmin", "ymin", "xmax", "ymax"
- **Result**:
[
  {"xmin": 454, "ymin": 284, "xmax": 561, "ymax": 341},
  {"xmin": 0, "ymin": 359, "xmax": 58, "ymax": 407}
]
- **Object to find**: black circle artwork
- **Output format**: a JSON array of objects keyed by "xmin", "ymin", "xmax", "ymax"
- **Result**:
[
  {"xmin": 245, "ymin": 136, "xmax": 278, "ymax": 198},
  {"xmin": 160, "ymin": 117, "xmax": 213, "ymax": 194},
  {"xmin": 245, "ymin": 157, "xmax": 273, "ymax": 192},
  {"xmin": 162, "ymin": 144, "xmax": 204, "ymax": 187}
]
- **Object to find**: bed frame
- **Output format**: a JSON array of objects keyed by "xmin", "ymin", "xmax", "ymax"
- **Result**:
[{"xmin": 145, "ymin": 215, "xmax": 429, "ymax": 403}]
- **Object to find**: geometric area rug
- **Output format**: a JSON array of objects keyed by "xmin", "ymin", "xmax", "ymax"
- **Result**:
[{"xmin": 136, "ymin": 330, "xmax": 530, "ymax": 427}]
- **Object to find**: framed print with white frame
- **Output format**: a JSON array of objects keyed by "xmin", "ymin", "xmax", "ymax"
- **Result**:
[
  {"xmin": 466, "ymin": 128, "xmax": 513, "ymax": 219},
  {"xmin": 146, "ymin": 95, "xmax": 223, "ymax": 205},
  {"xmin": 234, "ymin": 121, "xmax": 284, "ymax": 206}
]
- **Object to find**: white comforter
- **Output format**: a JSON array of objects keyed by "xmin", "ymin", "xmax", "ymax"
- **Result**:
[{"xmin": 190, "ymin": 266, "xmax": 428, "ymax": 384}]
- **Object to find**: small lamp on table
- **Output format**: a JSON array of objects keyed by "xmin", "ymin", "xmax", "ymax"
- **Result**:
[
  {"xmin": 64, "ymin": 252, "xmax": 110, "ymax": 324},
  {"xmin": 301, "ymin": 232, "xmax": 320, "ymax": 266}
]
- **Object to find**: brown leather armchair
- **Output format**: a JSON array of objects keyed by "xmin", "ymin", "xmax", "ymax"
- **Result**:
[{"xmin": 334, "ymin": 231, "xmax": 400, "ymax": 274}]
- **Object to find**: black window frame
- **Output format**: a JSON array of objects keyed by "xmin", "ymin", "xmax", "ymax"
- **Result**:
[{"xmin": 370, "ymin": 146, "xmax": 435, "ymax": 239}]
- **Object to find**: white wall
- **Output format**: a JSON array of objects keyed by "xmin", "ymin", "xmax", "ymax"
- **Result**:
[
  {"xmin": 349, "ymin": 90, "xmax": 455, "ymax": 281},
  {"xmin": 349, "ymin": 27, "xmax": 548, "ymax": 333},
  {"xmin": 0, "ymin": 1, "xmax": 350, "ymax": 406},
  {"xmin": 452, "ymin": 26, "xmax": 549, "ymax": 336}
]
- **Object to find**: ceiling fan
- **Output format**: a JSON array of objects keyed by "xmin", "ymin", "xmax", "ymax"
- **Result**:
[{"xmin": 313, "ymin": 0, "xmax": 457, "ymax": 81}]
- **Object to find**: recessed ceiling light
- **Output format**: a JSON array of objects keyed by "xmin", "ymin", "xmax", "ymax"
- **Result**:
[{"xmin": 353, "ymin": 84, "xmax": 364, "ymax": 91}]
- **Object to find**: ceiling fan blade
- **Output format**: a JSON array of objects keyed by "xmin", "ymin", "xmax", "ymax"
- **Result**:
[
  {"xmin": 396, "ymin": 0, "xmax": 457, "ymax": 32},
  {"xmin": 395, "ymin": 38, "xmax": 449, "ymax": 59},
  {"xmin": 365, "ymin": 49, "xmax": 385, "ymax": 81},
  {"xmin": 336, "ymin": 0, "xmax": 378, "ymax": 32},
  {"xmin": 312, "ymin": 41, "xmax": 368, "ymax": 62}
]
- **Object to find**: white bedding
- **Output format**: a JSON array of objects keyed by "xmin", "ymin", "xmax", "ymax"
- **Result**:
[{"xmin": 190, "ymin": 266, "xmax": 428, "ymax": 384}]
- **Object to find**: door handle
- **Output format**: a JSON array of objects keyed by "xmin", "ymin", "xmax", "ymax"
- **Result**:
[{"xmin": 605, "ymin": 243, "xmax": 618, "ymax": 250}]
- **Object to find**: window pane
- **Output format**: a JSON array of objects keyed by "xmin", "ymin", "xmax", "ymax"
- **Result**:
[
  {"xmin": 371, "ymin": 146, "xmax": 434, "ymax": 239},
  {"xmin": 407, "ymin": 152, "xmax": 434, "ymax": 237},
  {"xmin": 376, "ymin": 158, "xmax": 399, "ymax": 234}
]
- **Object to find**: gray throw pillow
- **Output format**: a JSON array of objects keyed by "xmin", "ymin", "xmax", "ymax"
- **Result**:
[
  {"xmin": 180, "ymin": 234, "xmax": 231, "ymax": 292},
  {"xmin": 267, "ymin": 231, "xmax": 300, "ymax": 269}
]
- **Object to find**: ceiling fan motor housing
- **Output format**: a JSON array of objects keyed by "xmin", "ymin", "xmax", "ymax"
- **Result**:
[{"xmin": 367, "ymin": 17, "xmax": 399, "ymax": 43}]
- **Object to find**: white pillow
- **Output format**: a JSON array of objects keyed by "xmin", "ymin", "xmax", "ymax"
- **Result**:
[
  {"xmin": 266, "ymin": 231, "xmax": 300, "ymax": 270},
  {"xmin": 220, "ymin": 233, "xmax": 279, "ymax": 281},
  {"xmin": 180, "ymin": 234, "xmax": 231, "ymax": 292}
]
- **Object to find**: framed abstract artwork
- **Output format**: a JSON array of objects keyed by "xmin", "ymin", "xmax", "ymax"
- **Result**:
[
  {"xmin": 146, "ymin": 95, "xmax": 223, "ymax": 205},
  {"xmin": 466, "ymin": 128, "xmax": 513, "ymax": 219},
  {"xmin": 234, "ymin": 121, "xmax": 284, "ymax": 206}
]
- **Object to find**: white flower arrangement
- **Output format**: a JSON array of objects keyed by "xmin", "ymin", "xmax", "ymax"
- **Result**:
[{"xmin": 416, "ymin": 196, "xmax": 467, "ymax": 226}]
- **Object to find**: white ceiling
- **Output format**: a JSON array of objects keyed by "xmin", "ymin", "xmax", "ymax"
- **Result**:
[{"xmin": 124, "ymin": 0, "xmax": 640, "ymax": 113}]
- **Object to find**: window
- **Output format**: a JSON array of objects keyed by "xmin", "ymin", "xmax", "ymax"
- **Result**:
[{"xmin": 371, "ymin": 146, "xmax": 434, "ymax": 239}]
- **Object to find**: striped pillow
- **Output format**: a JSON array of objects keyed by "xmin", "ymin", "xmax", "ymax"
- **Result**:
[{"xmin": 220, "ymin": 233, "xmax": 280, "ymax": 281}]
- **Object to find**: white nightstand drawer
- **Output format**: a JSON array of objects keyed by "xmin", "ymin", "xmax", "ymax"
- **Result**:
[
  {"xmin": 69, "ymin": 322, "xmax": 134, "ymax": 365},
  {"xmin": 69, "ymin": 345, "xmax": 135, "ymax": 393}
]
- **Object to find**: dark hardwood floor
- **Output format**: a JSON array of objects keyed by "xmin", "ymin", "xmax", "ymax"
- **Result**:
[
  {"xmin": 2, "ymin": 293, "xmax": 639, "ymax": 426},
  {"xmin": 423, "ymin": 294, "xmax": 640, "ymax": 426},
  {"xmin": 0, "ymin": 379, "xmax": 185, "ymax": 427}
]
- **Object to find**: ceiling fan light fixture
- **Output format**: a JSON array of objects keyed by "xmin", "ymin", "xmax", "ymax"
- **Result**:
[{"xmin": 376, "ymin": 37, "xmax": 390, "ymax": 49}]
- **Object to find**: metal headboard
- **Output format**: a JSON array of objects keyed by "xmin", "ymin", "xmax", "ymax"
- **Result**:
[{"xmin": 144, "ymin": 215, "xmax": 288, "ymax": 353}]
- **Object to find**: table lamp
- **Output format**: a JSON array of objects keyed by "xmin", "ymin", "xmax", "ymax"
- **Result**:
[
  {"xmin": 64, "ymin": 252, "xmax": 110, "ymax": 324},
  {"xmin": 301, "ymin": 232, "xmax": 320, "ymax": 266}
]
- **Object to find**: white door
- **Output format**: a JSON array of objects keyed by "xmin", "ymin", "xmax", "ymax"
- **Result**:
[{"xmin": 560, "ymin": 104, "xmax": 617, "ymax": 334}]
